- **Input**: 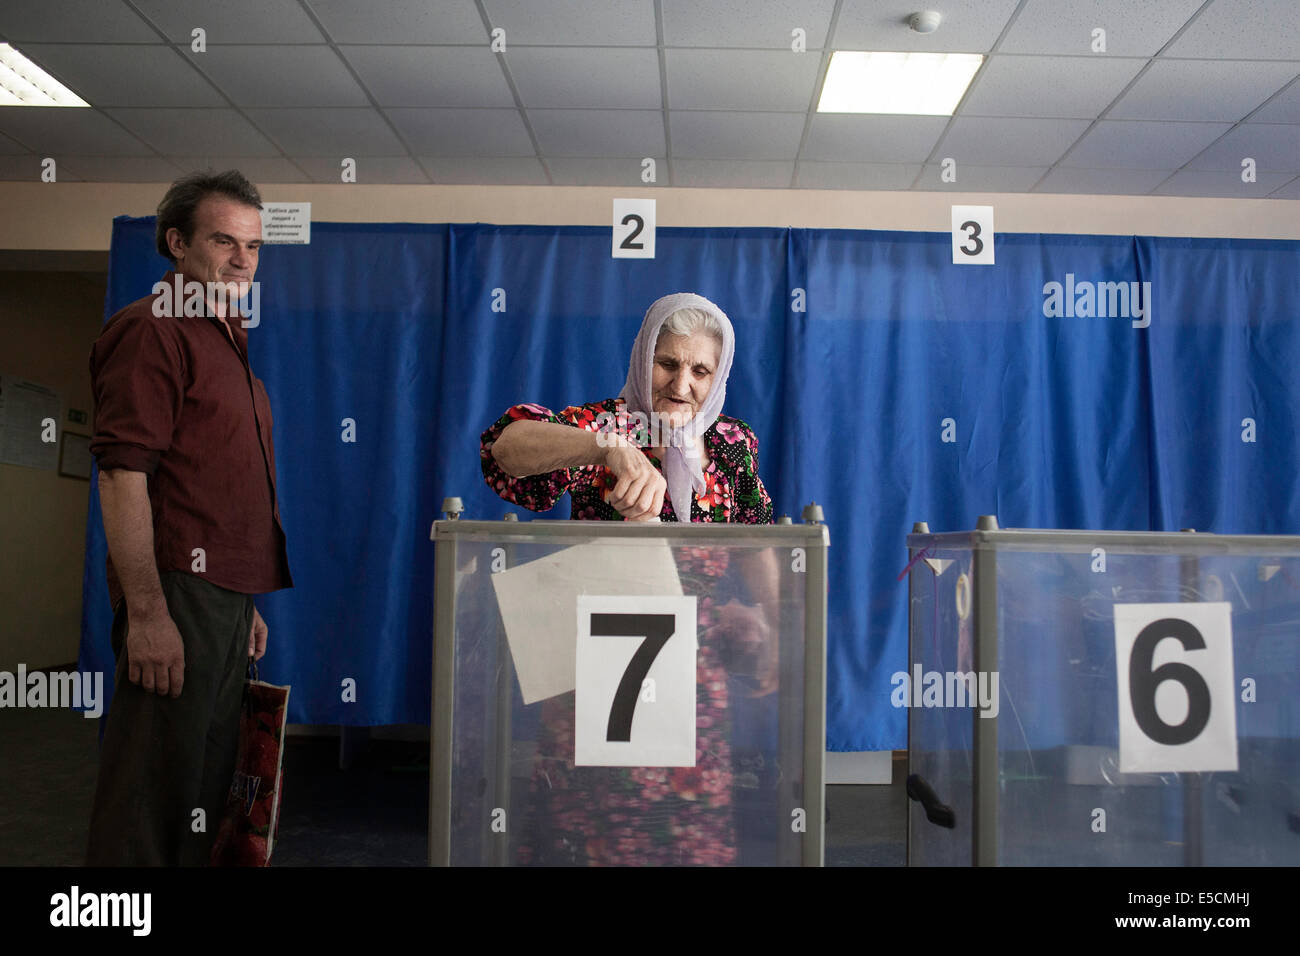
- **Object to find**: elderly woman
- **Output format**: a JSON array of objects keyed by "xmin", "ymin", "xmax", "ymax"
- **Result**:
[
  {"xmin": 483, "ymin": 293, "xmax": 771, "ymax": 524},
  {"xmin": 480, "ymin": 292, "xmax": 779, "ymax": 866}
]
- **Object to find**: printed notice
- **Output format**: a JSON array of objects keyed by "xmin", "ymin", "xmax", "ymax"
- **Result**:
[
  {"xmin": 0, "ymin": 375, "xmax": 61, "ymax": 470},
  {"xmin": 491, "ymin": 539, "xmax": 683, "ymax": 705},
  {"xmin": 260, "ymin": 203, "xmax": 311, "ymax": 244}
]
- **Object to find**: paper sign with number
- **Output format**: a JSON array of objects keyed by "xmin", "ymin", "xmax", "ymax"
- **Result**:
[
  {"xmin": 575, "ymin": 594, "xmax": 696, "ymax": 766},
  {"xmin": 612, "ymin": 198, "xmax": 656, "ymax": 259},
  {"xmin": 951, "ymin": 204, "xmax": 993, "ymax": 265},
  {"xmin": 1113, "ymin": 602, "xmax": 1237, "ymax": 773}
]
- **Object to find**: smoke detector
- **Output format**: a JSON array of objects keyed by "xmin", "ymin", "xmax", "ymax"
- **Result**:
[{"xmin": 909, "ymin": 11, "xmax": 943, "ymax": 34}]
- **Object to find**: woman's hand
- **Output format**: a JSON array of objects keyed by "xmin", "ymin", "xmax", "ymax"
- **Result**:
[{"xmin": 602, "ymin": 438, "xmax": 666, "ymax": 521}]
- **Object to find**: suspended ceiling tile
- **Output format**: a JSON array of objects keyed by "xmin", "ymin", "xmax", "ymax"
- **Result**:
[
  {"xmin": 0, "ymin": 1, "xmax": 160, "ymax": 43},
  {"xmin": 386, "ymin": 107, "xmax": 535, "ymax": 155},
  {"xmin": 934, "ymin": 116, "xmax": 1092, "ymax": 166},
  {"xmin": 58, "ymin": 155, "xmax": 184, "ymax": 181},
  {"xmin": 0, "ymin": 107, "xmax": 156, "ymax": 155},
  {"xmin": 545, "ymin": 155, "xmax": 654, "ymax": 185},
  {"xmin": 180, "ymin": 45, "xmax": 370, "ymax": 108},
  {"xmin": 914, "ymin": 162, "xmax": 1047, "ymax": 191},
  {"xmin": 666, "ymin": 49, "xmax": 820, "ymax": 111},
  {"xmin": 803, "ymin": 113, "xmax": 948, "ymax": 163},
  {"xmin": 18, "ymin": 44, "xmax": 225, "ymax": 109},
  {"xmin": 507, "ymin": 47, "xmax": 662, "ymax": 109},
  {"xmin": 1165, "ymin": 0, "xmax": 1300, "ymax": 59},
  {"xmin": 1062, "ymin": 120, "xmax": 1233, "ymax": 168},
  {"xmin": 831, "ymin": 0, "xmax": 1021, "ymax": 53},
  {"xmin": 305, "ymin": 0, "xmax": 487, "ymax": 44},
  {"xmin": 661, "ymin": 0, "xmax": 835, "ymax": 49},
  {"xmin": 424, "ymin": 155, "xmax": 548, "ymax": 184},
  {"xmin": 482, "ymin": 0, "xmax": 656, "ymax": 46},
  {"xmin": 239, "ymin": 107, "xmax": 408, "ymax": 156},
  {"xmin": 960, "ymin": 55, "xmax": 1147, "ymax": 118},
  {"xmin": 795, "ymin": 161, "xmax": 919, "ymax": 189},
  {"xmin": 108, "ymin": 107, "xmax": 281, "ymax": 155},
  {"xmin": 1250, "ymin": 78, "xmax": 1300, "ymax": 122},
  {"xmin": 292, "ymin": 155, "xmax": 429, "ymax": 182},
  {"xmin": 0, "ymin": 130, "xmax": 30, "ymax": 154},
  {"xmin": 530, "ymin": 109, "xmax": 664, "ymax": 157},
  {"xmin": 0, "ymin": 154, "xmax": 60, "ymax": 180},
  {"xmin": 170, "ymin": 156, "xmax": 312, "ymax": 183},
  {"xmin": 1000, "ymin": 0, "xmax": 1205, "ymax": 56},
  {"xmin": 1151, "ymin": 167, "xmax": 1293, "ymax": 196},
  {"xmin": 1187, "ymin": 123, "xmax": 1300, "ymax": 172},
  {"xmin": 131, "ymin": 0, "xmax": 327, "ymax": 44},
  {"xmin": 1035, "ymin": 166, "xmax": 1173, "ymax": 194},
  {"xmin": 670, "ymin": 110, "xmax": 806, "ymax": 160},
  {"xmin": 1108, "ymin": 59, "xmax": 1300, "ymax": 121},
  {"xmin": 341, "ymin": 46, "xmax": 516, "ymax": 108},
  {"xmin": 671, "ymin": 158, "xmax": 794, "ymax": 187}
]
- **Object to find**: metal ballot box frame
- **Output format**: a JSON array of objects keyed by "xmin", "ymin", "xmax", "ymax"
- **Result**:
[
  {"xmin": 430, "ymin": 515, "xmax": 828, "ymax": 866},
  {"xmin": 906, "ymin": 516, "xmax": 1300, "ymax": 867}
]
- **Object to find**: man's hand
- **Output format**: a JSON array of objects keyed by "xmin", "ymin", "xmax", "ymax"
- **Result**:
[
  {"xmin": 705, "ymin": 599, "xmax": 778, "ymax": 697},
  {"xmin": 126, "ymin": 610, "xmax": 186, "ymax": 698},
  {"xmin": 248, "ymin": 606, "xmax": 268, "ymax": 661},
  {"xmin": 603, "ymin": 439, "xmax": 667, "ymax": 521}
]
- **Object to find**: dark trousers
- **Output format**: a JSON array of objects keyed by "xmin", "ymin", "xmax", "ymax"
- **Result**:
[{"xmin": 86, "ymin": 571, "xmax": 253, "ymax": 866}]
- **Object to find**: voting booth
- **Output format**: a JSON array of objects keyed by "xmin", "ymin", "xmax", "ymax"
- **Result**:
[
  {"xmin": 906, "ymin": 517, "xmax": 1300, "ymax": 866},
  {"xmin": 429, "ymin": 516, "xmax": 828, "ymax": 866}
]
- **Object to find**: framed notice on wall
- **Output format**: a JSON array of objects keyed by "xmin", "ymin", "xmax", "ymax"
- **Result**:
[
  {"xmin": 59, "ymin": 432, "xmax": 92, "ymax": 480},
  {"xmin": 0, "ymin": 374, "xmax": 61, "ymax": 471}
]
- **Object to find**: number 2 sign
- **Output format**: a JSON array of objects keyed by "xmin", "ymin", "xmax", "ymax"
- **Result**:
[
  {"xmin": 1113, "ymin": 603, "xmax": 1238, "ymax": 773},
  {"xmin": 612, "ymin": 198, "xmax": 655, "ymax": 259},
  {"xmin": 576, "ymin": 595, "xmax": 696, "ymax": 767}
]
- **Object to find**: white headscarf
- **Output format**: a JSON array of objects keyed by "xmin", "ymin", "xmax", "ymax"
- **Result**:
[{"xmin": 618, "ymin": 292, "xmax": 735, "ymax": 519}]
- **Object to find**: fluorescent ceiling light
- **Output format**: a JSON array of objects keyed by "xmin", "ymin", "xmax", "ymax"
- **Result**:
[
  {"xmin": 817, "ymin": 51, "xmax": 983, "ymax": 115},
  {"xmin": 0, "ymin": 43, "xmax": 89, "ymax": 107}
]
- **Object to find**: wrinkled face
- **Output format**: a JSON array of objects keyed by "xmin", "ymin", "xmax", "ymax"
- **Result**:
[
  {"xmin": 168, "ymin": 195, "xmax": 262, "ymax": 302},
  {"xmin": 651, "ymin": 331, "xmax": 722, "ymax": 429}
]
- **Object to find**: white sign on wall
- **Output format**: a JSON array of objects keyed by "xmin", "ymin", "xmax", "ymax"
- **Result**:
[
  {"xmin": 260, "ymin": 202, "xmax": 311, "ymax": 244},
  {"xmin": 575, "ymin": 594, "xmax": 696, "ymax": 767},
  {"xmin": 1113, "ymin": 602, "xmax": 1237, "ymax": 773},
  {"xmin": 951, "ymin": 204, "xmax": 994, "ymax": 265},
  {"xmin": 612, "ymin": 198, "xmax": 656, "ymax": 259}
]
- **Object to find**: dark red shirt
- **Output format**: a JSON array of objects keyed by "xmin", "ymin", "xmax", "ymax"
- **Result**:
[{"xmin": 89, "ymin": 270, "xmax": 292, "ymax": 609}]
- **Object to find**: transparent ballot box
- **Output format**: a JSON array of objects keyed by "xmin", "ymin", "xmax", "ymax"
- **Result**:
[
  {"xmin": 430, "ymin": 519, "xmax": 828, "ymax": 866},
  {"xmin": 906, "ymin": 518, "xmax": 1300, "ymax": 866}
]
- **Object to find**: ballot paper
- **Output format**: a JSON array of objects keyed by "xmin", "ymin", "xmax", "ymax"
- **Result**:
[{"xmin": 490, "ymin": 539, "xmax": 683, "ymax": 704}]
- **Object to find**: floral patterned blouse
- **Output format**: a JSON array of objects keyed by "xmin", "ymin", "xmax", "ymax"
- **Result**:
[
  {"xmin": 480, "ymin": 397, "xmax": 773, "ymax": 523},
  {"xmin": 479, "ymin": 398, "xmax": 775, "ymax": 865}
]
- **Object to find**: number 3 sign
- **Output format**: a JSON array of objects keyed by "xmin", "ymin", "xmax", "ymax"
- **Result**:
[
  {"xmin": 576, "ymin": 595, "xmax": 696, "ymax": 767},
  {"xmin": 1113, "ymin": 603, "xmax": 1238, "ymax": 773}
]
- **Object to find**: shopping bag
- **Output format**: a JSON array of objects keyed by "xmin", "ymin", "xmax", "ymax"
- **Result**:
[{"xmin": 210, "ymin": 660, "xmax": 290, "ymax": 866}]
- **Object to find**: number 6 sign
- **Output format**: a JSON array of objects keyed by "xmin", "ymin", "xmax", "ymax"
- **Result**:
[
  {"xmin": 1113, "ymin": 603, "xmax": 1237, "ymax": 773},
  {"xmin": 576, "ymin": 595, "xmax": 696, "ymax": 766}
]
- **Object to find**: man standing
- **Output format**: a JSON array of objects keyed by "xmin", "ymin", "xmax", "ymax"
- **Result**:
[{"xmin": 85, "ymin": 170, "xmax": 292, "ymax": 865}]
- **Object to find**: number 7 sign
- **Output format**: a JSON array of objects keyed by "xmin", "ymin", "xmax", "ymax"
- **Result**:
[{"xmin": 576, "ymin": 595, "xmax": 697, "ymax": 767}]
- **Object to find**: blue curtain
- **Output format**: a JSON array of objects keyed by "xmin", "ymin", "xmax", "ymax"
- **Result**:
[{"xmin": 79, "ymin": 218, "xmax": 1300, "ymax": 750}]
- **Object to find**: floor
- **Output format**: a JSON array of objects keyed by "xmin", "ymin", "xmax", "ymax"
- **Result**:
[{"xmin": 0, "ymin": 707, "xmax": 907, "ymax": 866}]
